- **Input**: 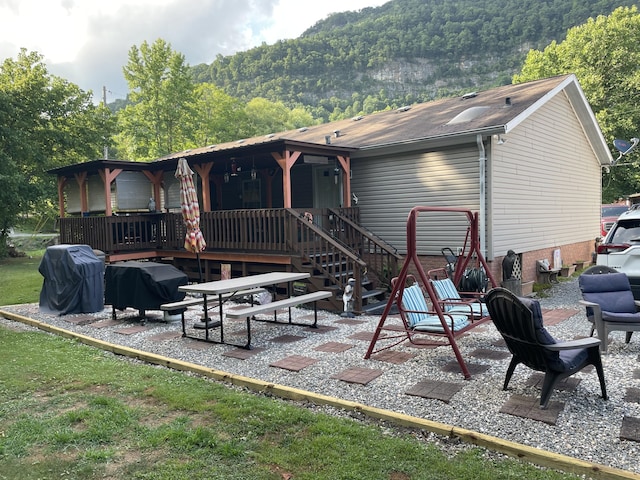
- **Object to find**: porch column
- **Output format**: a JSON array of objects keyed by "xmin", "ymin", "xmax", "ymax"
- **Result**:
[
  {"xmin": 74, "ymin": 172, "xmax": 88, "ymax": 214},
  {"xmin": 99, "ymin": 168, "xmax": 123, "ymax": 216},
  {"xmin": 142, "ymin": 170, "xmax": 163, "ymax": 209},
  {"xmin": 337, "ymin": 155, "xmax": 352, "ymax": 207},
  {"xmin": 193, "ymin": 162, "xmax": 214, "ymax": 212},
  {"xmin": 57, "ymin": 176, "xmax": 67, "ymax": 218},
  {"xmin": 272, "ymin": 150, "xmax": 301, "ymax": 208}
]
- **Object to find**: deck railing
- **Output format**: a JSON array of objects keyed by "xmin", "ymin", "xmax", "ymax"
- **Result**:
[{"xmin": 58, "ymin": 207, "xmax": 398, "ymax": 311}]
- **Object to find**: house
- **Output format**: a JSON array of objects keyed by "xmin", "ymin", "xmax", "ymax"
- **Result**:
[{"xmin": 49, "ymin": 74, "xmax": 611, "ymax": 311}]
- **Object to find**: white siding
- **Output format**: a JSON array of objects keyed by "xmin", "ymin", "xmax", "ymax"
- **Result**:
[
  {"xmin": 351, "ymin": 146, "xmax": 480, "ymax": 255},
  {"xmin": 489, "ymin": 92, "xmax": 602, "ymax": 257}
]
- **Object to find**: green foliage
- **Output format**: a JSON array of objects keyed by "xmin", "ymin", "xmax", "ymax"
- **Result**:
[
  {"xmin": 115, "ymin": 39, "xmax": 196, "ymax": 160},
  {"xmin": 514, "ymin": 6, "xmax": 640, "ymax": 201},
  {"xmin": 0, "ymin": 49, "xmax": 112, "ymax": 257},
  {"xmin": 199, "ymin": 0, "xmax": 635, "ymax": 121}
]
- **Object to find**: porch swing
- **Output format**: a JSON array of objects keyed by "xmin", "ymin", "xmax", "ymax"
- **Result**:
[{"xmin": 363, "ymin": 206, "xmax": 496, "ymax": 379}]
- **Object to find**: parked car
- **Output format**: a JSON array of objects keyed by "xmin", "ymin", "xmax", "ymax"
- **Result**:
[
  {"xmin": 601, "ymin": 203, "xmax": 629, "ymax": 237},
  {"xmin": 596, "ymin": 205, "xmax": 640, "ymax": 299}
]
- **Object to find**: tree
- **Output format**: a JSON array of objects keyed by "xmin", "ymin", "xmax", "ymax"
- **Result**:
[
  {"xmin": 116, "ymin": 39, "xmax": 196, "ymax": 161},
  {"xmin": 192, "ymin": 83, "xmax": 251, "ymax": 145},
  {"xmin": 513, "ymin": 6, "xmax": 640, "ymax": 201},
  {"xmin": 244, "ymin": 98, "xmax": 291, "ymax": 136},
  {"xmin": 0, "ymin": 49, "xmax": 112, "ymax": 257}
]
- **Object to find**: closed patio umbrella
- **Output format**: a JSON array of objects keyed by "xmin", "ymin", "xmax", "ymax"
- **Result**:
[{"xmin": 175, "ymin": 157, "xmax": 206, "ymax": 282}]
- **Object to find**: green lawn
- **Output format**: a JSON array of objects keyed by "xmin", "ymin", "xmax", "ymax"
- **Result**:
[
  {"xmin": 0, "ymin": 253, "xmax": 43, "ymax": 305},
  {"xmin": 0, "ymin": 325, "xmax": 582, "ymax": 480}
]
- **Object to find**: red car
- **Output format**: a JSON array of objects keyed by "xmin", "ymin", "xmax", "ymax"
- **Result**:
[{"xmin": 601, "ymin": 204, "xmax": 629, "ymax": 237}]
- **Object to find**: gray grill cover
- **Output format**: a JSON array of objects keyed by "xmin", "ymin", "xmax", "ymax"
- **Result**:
[{"xmin": 39, "ymin": 244, "xmax": 105, "ymax": 315}]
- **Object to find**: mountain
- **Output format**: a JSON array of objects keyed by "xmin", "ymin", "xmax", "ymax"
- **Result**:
[{"xmin": 194, "ymin": 0, "xmax": 635, "ymax": 121}]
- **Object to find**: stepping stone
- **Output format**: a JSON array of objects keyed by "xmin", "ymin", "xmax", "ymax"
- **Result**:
[
  {"xmin": 331, "ymin": 367, "xmax": 383, "ymax": 385},
  {"xmin": 270, "ymin": 355, "xmax": 318, "ymax": 372},
  {"xmin": 441, "ymin": 361, "xmax": 490, "ymax": 376},
  {"xmin": 541, "ymin": 308, "xmax": 579, "ymax": 326},
  {"xmin": 620, "ymin": 416, "xmax": 640, "ymax": 442},
  {"xmin": 499, "ymin": 394, "xmax": 563, "ymax": 425},
  {"xmin": 90, "ymin": 319, "xmax": 121, "ymax": 328},
  {"xmin": 116, "ymin": 326, "xmax": 149, "ymax": 335},
  {"xmin": 223, "ymin": 347, "xmax": 266, "ymax": 360},
  {"xmin": 406, "ymin": 379, "xmax": 464, "ymax": 403},
  {"xmin": 348, "ymin": 331, "xmax": 381, "ymax": 341},
  {"xmin": 469, "ymin": 348, "xmax": 510, "ymax": 360},
  {"xmin": 370, "ymin": 350, "xmax": 415, "ymax": 364},
  {"xmin": 314, "ymin": 342, "xmax": 354, "ymax": 353},
  {"xmin": 624, "ymin": 387, "xmax": 640, "ymax": 405}
]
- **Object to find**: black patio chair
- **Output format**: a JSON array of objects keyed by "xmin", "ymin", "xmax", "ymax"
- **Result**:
[{"xmin": 485, "ymin": 287, "xmax": 607, "ymax": 409}]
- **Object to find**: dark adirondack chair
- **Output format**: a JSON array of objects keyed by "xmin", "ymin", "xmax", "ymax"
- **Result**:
[{"xmin": 485, "ymin": 287, "xmax": 607, "ymax": 409}]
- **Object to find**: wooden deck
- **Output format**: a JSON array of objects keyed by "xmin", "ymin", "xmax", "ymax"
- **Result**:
[{"xmin": 58, "ymin": 207, "xmax": 402, "ymax": 313}]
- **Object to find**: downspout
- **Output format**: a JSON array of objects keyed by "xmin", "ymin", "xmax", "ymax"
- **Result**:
[{"xmin": 476, "ymin": 134, "xmax": 487, "ymax": 259}]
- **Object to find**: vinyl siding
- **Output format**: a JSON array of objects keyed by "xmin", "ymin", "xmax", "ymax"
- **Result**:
[
  {"xmin": 489, "ymin": 92, "xmax": 602, "ymax": 257},
  {"xmin": 351, "ymin": 145, "xmax": 480, "ymax": 255}
]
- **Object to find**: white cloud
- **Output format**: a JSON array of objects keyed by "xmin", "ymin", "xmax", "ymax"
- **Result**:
[{"xmin": 0, "ymin": 0, "xmax": 386, "ymax": 101}]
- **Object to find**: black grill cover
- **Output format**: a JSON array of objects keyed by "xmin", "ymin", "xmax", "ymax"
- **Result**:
[
  {"xmin": 39, "ymin": 244, "xmax": 105, "ymax": 315},
  {"xmin": 105, "ymin": 261, "xmax": 187, "ymax": 311}
]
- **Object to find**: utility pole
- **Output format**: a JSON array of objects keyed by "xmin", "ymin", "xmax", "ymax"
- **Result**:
[{"xmin": 103, "ymin": 86, "xmax": 108, "ymax": 160}]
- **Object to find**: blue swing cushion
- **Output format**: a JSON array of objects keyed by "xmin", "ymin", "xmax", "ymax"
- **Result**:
[
  {"xmin": 401, "ymin": 284, "xmax": 469, "ymax": 332},
  {"xmin": 431, "ymin": 278, "xmax": 489, "ymax": 317}
]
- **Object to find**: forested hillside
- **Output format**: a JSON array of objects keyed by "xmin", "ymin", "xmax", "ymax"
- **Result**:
[{"xmin": 193, "ymin": 0, "xmax": 637, "ymax": 121}]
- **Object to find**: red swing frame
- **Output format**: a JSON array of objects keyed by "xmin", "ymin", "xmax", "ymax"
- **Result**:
[{"xmin": 364, "ymin": 206, "xmax": 496, "ymax": 379}]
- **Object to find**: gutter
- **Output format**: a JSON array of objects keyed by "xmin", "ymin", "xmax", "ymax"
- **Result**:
[
  {"xmin": 2, "ymin": 308, "xmax": 636, "ymax": 480},
  {"xmin": 477, "ymin": 134, "xmax": 488, "ymax": 260}
]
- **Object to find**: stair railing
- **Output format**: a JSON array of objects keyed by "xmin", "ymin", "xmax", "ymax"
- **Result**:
[
  {"xmin": 327, "ymin": 208, "xmax": 403, "ymax": 292},
  {"xmin": 286, "ymin": 209, "xmax": 367, "ymax": 312}
]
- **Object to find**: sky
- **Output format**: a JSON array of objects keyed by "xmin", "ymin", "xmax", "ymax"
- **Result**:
[{"xmin": 0, "ymin": 0, "xmax": 387, "ymax": 102}]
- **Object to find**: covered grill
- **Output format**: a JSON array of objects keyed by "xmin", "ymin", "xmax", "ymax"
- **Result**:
[
  {"xmin": 39, "ymin": 244, "xmax": 105, "ymax": 315},
  {"xmin": 105, "ymin": 261, "xmax": 188, "ymax": 320}
]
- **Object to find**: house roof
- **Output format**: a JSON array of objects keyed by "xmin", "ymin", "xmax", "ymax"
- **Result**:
[
  {"xmin": 159, "ymin": 73, "xmax": 611, "ymax": 164},
  {"xmin": 50, "ymin": 74, "xmax": 612, "ymax": 176}
]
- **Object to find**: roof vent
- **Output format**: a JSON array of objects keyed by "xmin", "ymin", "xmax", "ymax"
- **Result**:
[
  {"xmin": 333, "ymin": 130, "xmax": 341, "ymax": 138},
  {"xmin": 298, "ymin": 127, "xmax": 308, "ymax": 133},
  {"xmin": 265, "ymin": 133, "xmax": 275, "ymax": 138},
  {"xmin": 396, "ymin": 106, "xmax": 411, "ymax": 112},
  {"xmin": 325, "ymin": 135, "xmax": 331, "ymax": 145},
  {"xmin": 505, "ymin": 97, "xmax": 512, "ymax": 106},
  {"xmin": 183, "ymin": 149, "xmax": 191, "ymax": 153},
  {"xmin": 352, "ymin": 115, "xmax": 364, "ymax": 121},
  {"xmin": 236, "ymin": 139, "xmax": 245, "ymax": 144},
  {"xmin": 462, "ymin": 91, "xmax": 477, "ymax": 100},
  {"xmin": 208, "ymin": 144, "xmax": 216, "ymax": 149}
]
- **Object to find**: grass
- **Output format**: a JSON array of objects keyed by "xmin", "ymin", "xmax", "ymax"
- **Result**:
[
  {"xmin": 0, "ymin": 326, "xmax": 583, "ymax": 480},
  {"xmin": 0, "ymin": 242, "xmax": 585, "ymax": 479},
  {"xmin": 0, "ymin": 253, "xmax": 44, "ymax": 306}
]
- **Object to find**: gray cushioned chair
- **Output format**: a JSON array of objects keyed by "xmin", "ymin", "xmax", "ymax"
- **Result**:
[
  {"xmin": 485, "ymin": 287, "xmax": 607, "ymax": 409},
  {"xmin": 578, "ymin": 266, "xmax": 640, "ymax": 352}
]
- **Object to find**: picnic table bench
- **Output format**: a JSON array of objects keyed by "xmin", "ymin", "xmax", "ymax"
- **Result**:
[
  {"xmin": 225, "ymin": 290, "xmax": 333, "ymax": 349},
  {"xmin": 160, "ymin": 287, "xmax": 267, "ymax": 332}
]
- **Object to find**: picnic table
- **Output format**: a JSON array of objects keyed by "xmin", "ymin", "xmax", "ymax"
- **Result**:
[{"xmin": 176, "ymin": 272, "xmax": 331, "ymax": 348}]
